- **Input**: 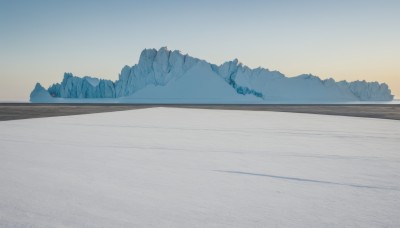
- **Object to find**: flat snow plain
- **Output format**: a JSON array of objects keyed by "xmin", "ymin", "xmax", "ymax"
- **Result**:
[{"xmin": 1, "ymin": 108, "xmax": 400, "ymax": 227}]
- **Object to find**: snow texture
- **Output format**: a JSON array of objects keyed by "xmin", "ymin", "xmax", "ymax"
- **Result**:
[
  {"xmin": 31, "ymin": 47, "xmax": 393, "ymax": 103},
  {"xmin": 1, "ymin": 108, "xmax": 400, "ymax": 227}
]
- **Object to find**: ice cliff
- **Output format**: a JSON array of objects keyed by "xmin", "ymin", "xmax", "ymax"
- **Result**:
[
  {"xmin": 30, "ymin": 47, "xmax": 394, "ymax": 103},
  {"xmin": 46, "ymin": 74, "xmax": 115, "ymax": 99}
]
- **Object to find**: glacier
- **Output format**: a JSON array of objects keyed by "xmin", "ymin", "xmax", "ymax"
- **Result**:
[{"xmin": 30, "ymin": 47, "xmax": 394, "ymax": 103}]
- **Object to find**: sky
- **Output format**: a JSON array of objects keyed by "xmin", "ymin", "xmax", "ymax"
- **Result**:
[{"xmin": 1, "ymin": 0, "xmax": 399, "ymax": 100}]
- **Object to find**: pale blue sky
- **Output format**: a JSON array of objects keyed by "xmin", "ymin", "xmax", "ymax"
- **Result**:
[{"xmin": 1, "ymin": 0, "xmax": 399, "ymax": 99}]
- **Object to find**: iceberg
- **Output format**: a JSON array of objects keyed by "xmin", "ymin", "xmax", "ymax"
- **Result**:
[
  {"xmin": 47, "ymin": 73, "xmax": 115, "ymax": 99},
  {"xmin": 30, "ymin": 47, "xmax": 394, "ymax": 103},
  {"xmin": 30, "ymin": 83, "xmax": 53, "ymax": 102}
]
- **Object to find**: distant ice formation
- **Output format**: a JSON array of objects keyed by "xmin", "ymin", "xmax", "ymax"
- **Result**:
[{"xmin": 30, "ymin": 47, "xmax": 394, "ymax": 103}]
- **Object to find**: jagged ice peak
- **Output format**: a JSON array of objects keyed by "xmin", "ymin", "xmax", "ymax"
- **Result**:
[{"xmin": 30, "ymin": 47, "xmax": 394, "ymax": 103}]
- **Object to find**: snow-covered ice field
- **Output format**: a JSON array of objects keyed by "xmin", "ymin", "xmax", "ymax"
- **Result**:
[{"xmin": 1, "ymin": 108, "xmax": 400, "ymax": 227}]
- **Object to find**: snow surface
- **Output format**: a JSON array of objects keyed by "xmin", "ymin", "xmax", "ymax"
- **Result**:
[
  {"xmin": 30, "ymin": 47, "xmax": 394, "ymax": 103},
  {"xmin": 121, "ymin": 61, "xmax": 262, "ymax": 104},
  {"xmin": 1, "ymin": 108, "xmax": 400, "ymax": 227}
]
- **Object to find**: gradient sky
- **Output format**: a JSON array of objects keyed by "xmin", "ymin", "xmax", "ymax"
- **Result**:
[{"xmin": 1, "ymin": 0, "xmax": 399, "ymax": 100}]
